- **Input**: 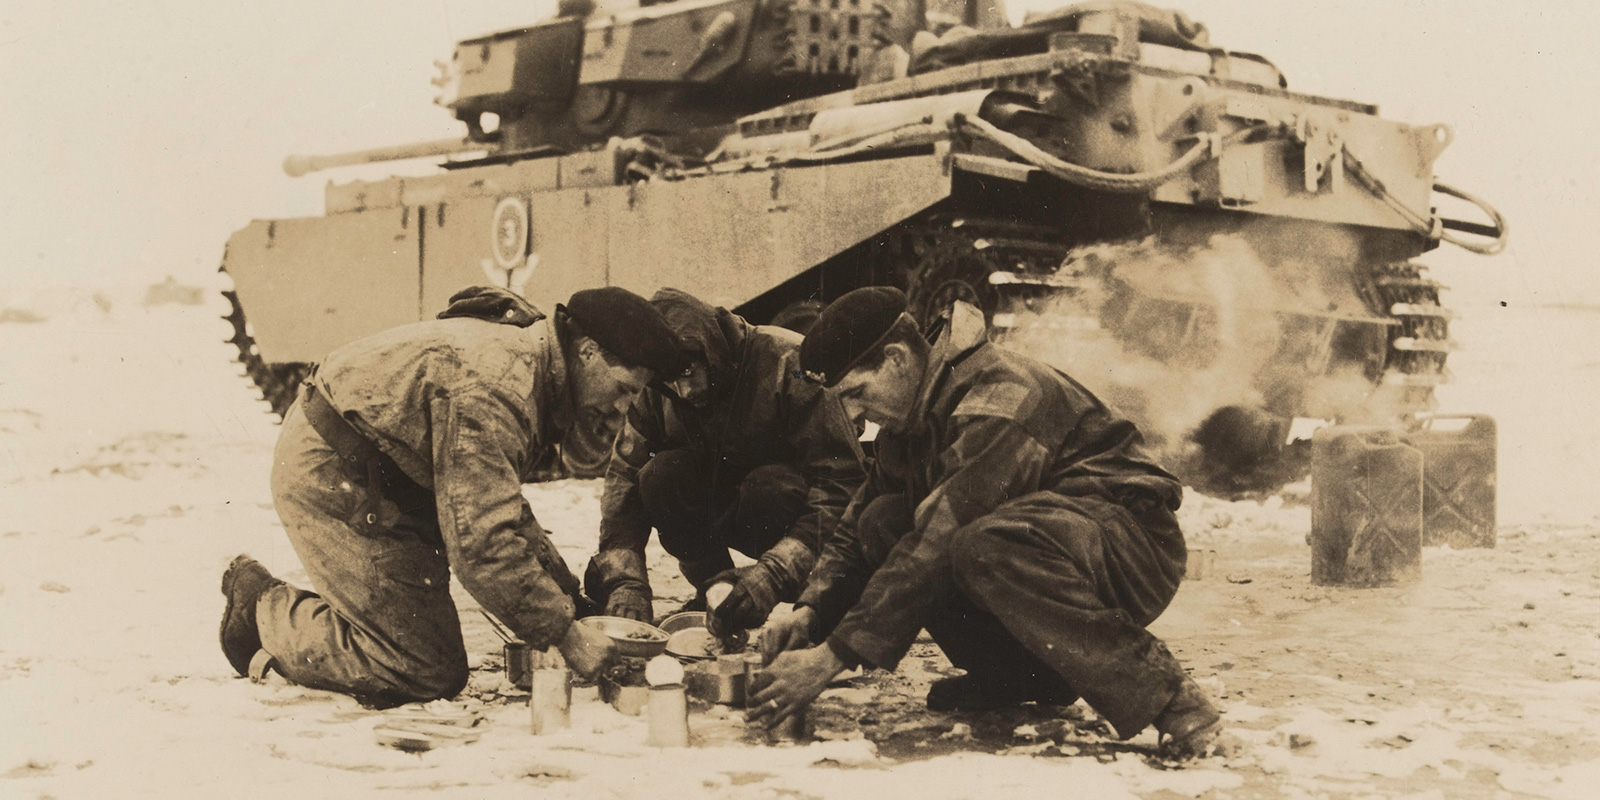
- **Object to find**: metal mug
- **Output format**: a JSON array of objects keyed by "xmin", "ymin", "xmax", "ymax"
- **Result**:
[{"xmin": 504, "ymin": 641, "xmax": 532, "ymax": 689}]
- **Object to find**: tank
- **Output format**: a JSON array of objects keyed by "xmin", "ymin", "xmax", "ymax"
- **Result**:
[{"xmin": 220, "ymin": 0, "xmax": 1507, "ymax": 495}]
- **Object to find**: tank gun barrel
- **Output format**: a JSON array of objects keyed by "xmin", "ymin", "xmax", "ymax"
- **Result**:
[{"xmin": 282, "ymin": 137, "xmax": 495, "ymax": 177}]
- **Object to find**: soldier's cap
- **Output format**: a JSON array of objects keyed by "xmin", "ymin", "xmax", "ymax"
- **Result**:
[
  {"xmin": 799, "ymin": 286, "xmax": 917, "ymax": 387},
  {"xmin": 559, "ymin": 287, "xmax": 685, "ymax": 377}
]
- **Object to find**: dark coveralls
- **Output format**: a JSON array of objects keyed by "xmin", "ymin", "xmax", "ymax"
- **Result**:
[
  {"xmin": 258, "ymin": 301, "xmax": 587, "ymax": 707},
  {"xmin": 800, "ymin": 302, "xmax": 1191, "ymax": 738},
  {"xmin": 589, "ymin": 291, "xmax": 864, "ymax": 600}
]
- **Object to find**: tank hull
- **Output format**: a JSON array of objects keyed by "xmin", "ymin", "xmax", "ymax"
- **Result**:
[{"xmin": 223, "ymin": 5, "xmax": 1500, "ymax": 494}]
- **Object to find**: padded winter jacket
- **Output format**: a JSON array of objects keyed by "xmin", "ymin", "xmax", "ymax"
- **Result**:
[
  {"xmin": 310, "ymin": 300, "xmax": 583, "ymax": 650},
  {"xmin": 800, "ymin": 301, "xmax": 1184, "ymax": 669},
  {"xmin": 596, "ymin": 290, "xmax": 865, "ymax": 593}
]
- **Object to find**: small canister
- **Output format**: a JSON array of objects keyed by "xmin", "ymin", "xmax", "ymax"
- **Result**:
[
  {"xmin": 740, "ymin": 652, "xmax": 764, "ymax": 709},
  {"xmin": 504, "ymin": 641, "xmax": 532, "ymax": 690},
  {"xmin": 646, "ymin": 685, "xmax": 690, "ymax": 747},
  {"xmin": 529, "ymin": 650, "xmax": 571, "ymax": 735},
  {"xmin": 644, "ymin": 654, "xmax": 689, "ymax": 747},
  {"xmin": 1184, "ymin": 547, "xmax": 1217, "ymax": 581}
]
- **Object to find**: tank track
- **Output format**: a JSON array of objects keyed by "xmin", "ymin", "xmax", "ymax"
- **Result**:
[
  {"xmin": 898, "ymin": 215, "xmax": 1072, "ymax": 324},
  {"xmin": 1366, "ymin": 262, "xmax": 1452, "ymax": 415},
  {"xmin": 221, "ymin": 288, "xmax": 312, "ymax": 419}
]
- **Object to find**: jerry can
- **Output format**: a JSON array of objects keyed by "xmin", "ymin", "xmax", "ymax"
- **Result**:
[
  {"xmin": 1311, "ymin": 425, "xmax": 1423, "ymax": 586},
  {"xmin": 1404, "ymin": 414, "xmax": 1497, "ymax": 548}
]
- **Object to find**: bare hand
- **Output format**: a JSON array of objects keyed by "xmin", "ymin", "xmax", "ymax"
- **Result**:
[
  {"xmin": 557, "ymin": 619, "xmax": 618, "ymax": 680},
  {"xmin": 760, "ymin": 606, "xmax": 816, "ymax": 665},
  {"xmin": 745, "ymin": 644, "xmax": 844, "ymax": 729}
]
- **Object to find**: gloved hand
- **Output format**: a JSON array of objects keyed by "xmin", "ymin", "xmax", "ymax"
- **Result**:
[
  {"xmin": 583, "ymin": 548, "xmax": 654, "ymax": 621},
  {"xmin": 604, "ymin": 585, "xmax": 653, "ymax": 622},
  {"xmin": 706, "ymin": 563, "xmax": 781, "ymax": 636},
  {"xmin": 557, "ymin": 618, "xmax": 620, "ymax": 681}
]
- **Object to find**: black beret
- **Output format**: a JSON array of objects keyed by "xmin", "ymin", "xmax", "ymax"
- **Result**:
[
  {"xmin": 799, "ymin": 286, "xmax": 911, "ymax": 387},
  {"xmin": 560, "ymin": 287, "xmax": 684, "ymax": 377}
]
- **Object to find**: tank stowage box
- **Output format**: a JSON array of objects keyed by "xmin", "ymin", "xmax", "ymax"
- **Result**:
[
  {"xmin": 1311, "ymin": 425, "xmax": 1423, "ymax": 586},
  {"xmin": 1404, "ymin": 414, "xmax": 1497, "ymax": 549}
]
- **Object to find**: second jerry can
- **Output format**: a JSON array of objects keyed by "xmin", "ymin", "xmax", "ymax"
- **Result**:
[{"xmin": 1405, "ymin": 414, "xmax": 1498, "ymax": 549}]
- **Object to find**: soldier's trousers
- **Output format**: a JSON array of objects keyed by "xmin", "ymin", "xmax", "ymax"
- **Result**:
[
  {"xmin": 855, "ymin": 491, "xmax": 1189, "ymax": 738},
  {"xmin": 637, "ymin": 449, "xmax": 808, "ymax": 589},
  {"xmin": 254, "ymin": 402, "xmax": 468, "ymax": 708}
]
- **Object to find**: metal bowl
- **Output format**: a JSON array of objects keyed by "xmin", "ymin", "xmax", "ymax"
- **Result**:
[
  {"xmin": 665, "ymin": 627, "xmax": 719, "ymax": 661},
  {"xmin": 578, "ymin": 615, "xmax": 669, "ymax": 658},
  {"xmin": 658, "ymin": 611, "xmax": 708, "ymax": 633}
]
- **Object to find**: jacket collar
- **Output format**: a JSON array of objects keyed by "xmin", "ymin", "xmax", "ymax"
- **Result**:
[
  {"xmin": 906, "ymin": 301, "xmax": 989, "ymax": 425},
  {"xmin": 533, "ymin": 316, "xmax": 573, "ymax": 435}
]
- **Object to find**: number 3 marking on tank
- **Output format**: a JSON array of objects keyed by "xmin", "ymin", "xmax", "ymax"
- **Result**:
[{"xmin": 483, "ymin": 196, "xmax": 536, "ymax": 293}]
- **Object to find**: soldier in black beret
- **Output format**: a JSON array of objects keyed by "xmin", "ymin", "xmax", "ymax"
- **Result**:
[
  {"xmin": 218, "ymin": 285, "xmax": 682, "ymax": 707},
  {"xmin": 584, "ymin": 288, "xmax": 865, "ymax": 635},
  {"xmin": 749, "ymin": 287, "xmax": 1229, "ymax": 759}
]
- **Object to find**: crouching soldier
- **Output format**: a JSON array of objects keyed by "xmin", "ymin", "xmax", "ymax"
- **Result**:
[
  {"xmin": 218, "ymin": 286, "xmax": 684, "ymax": 707},
  {"xmin": 748, "ymin": 287, "xmax": 1227, "ymax": 759},
  {"xmin": 584, "ymin": 289, "xmax": 865, "ymax": 634}
]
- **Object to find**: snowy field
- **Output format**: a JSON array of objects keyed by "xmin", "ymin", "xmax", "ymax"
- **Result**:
[{"xmin": 1, "ymin": 280, "xmax": 1597, "ymax": 799}]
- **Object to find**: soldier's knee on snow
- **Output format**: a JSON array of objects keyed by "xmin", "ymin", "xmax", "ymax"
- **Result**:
[{"xmin": 408, "ymin": 659, "xmax": 470, "ymax": 701}]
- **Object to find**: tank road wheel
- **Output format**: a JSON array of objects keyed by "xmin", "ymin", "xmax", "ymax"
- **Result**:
[
  {"xmin": 907, "ymin": 246, "xmax": 1000, "ymax": 325},
  {"xmin": 221, "ymin": 288, "xmax": 313, "ymax": 419}
]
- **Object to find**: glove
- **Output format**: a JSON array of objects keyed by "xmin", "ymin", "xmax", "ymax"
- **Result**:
[
  {"xmin": 707, "ymin": 563, "xmax": 781, "ymax": 635},
  {"xmin": 605, "ymin": 585, "xmax": 653, "ymax": 622},
  {"xmin": 583, "ymin": 549, "xmax": 654, "ymax": 620}
]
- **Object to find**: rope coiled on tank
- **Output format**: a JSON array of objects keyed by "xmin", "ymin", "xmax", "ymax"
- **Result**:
[{"xmin": 952, "ymin": 113, "xmax": 1267, "ymax": 194}]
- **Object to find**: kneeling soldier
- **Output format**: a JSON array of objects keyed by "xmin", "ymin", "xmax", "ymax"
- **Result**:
[
  {"xmin": 749, "ymin": 287, "xmax": 1226, "ymax": 759},
  {"xmin": 219, "ymin": 286, "xmax": 682, "ymax": 707},
  {"xmin": 585, "ymin": 289, "xmax": 865, "ymax": 634}
]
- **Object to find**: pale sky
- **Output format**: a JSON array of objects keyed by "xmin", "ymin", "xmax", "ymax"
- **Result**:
[{"xmin": 2, "ymin": 1, "xmax": 1596, "ymax": 305}]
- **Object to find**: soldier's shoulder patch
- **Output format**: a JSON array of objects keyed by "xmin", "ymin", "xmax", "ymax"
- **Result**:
[{"xmin": 953, "ymin": 380, "xmax": 1030, "ymax": 419}]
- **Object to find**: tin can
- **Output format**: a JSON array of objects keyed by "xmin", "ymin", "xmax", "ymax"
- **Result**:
[
  {"xmin": 685, "ymin": 653, "xmax": 747, "ymax": 705},
  {"xmin": 504, "ymin": 641, "xmax": 532, "ymax": 690},
  {"xmin": 1184, "ymin": 547, "xmax": 1217, "ymax": 580},
  {"xmin": 645, "ymin": 684, "xmax": 690, "ymax": 747},
  {"xmin": 529, "ymin": 665, "xmax": 571, "ymax": 734},
  {"xmin": 744, "ymin": 660, "xmax": 807, "ymax": 743},
  {"xmin": 1311, "ymin": 425, "xmax": 1423, "ymax": 586}
]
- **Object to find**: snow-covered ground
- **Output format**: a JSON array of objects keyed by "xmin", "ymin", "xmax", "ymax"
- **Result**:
[{"xmin": 1, "ymin": 281, "xmax": 1597, "ymax": 799}]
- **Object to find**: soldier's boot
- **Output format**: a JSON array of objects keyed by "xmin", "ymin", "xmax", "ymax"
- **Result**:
[
  {"xmin": 219, "ymin": 555, "xmax": 283, "ymax": 677},
  {"xmin": 1153, "ymin": 674, "xmax": 1230, "ymax": 759},
  {"xmin": 926, "ymin": 673, "xmax": 1079, "ymax": 712}
]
